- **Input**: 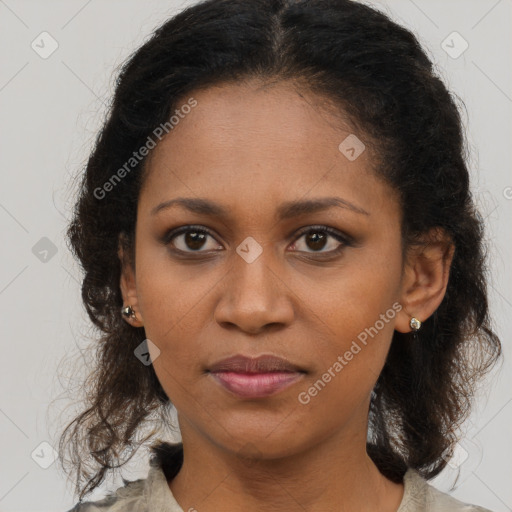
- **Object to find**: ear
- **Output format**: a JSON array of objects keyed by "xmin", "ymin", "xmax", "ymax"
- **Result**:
[
  {"xmin": 118, "ymin": 232, "xmax": 144, "ymax": 327},
  {"xmin": 395, "ymin": 227, "xmax": 455, "ymax": 333}
]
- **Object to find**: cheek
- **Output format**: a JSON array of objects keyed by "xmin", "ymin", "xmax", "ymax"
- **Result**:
[
  {"xmin": 318, "ymin": 251, "xmax": 400, "ymax": 329},
  {"xmin": 307, "ymin": 244, "xmax": 403, "ymax": 383},
  {"xmin": 134, "ymin": 257, "xmax": 207, "ymax": 373}
]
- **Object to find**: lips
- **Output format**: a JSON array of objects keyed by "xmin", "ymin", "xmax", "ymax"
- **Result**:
[
  {"xmin": 209, "ymin": 354, "xmax": 303, "ymax": 373},
  {"xmin": 208, "ymin": 354, "xmax": 306, "ymax": 398}
]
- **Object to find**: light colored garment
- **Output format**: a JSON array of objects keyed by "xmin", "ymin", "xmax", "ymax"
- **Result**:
[{"xmin": 67, "ymin": 455, "xmax": 493, "ymax": 512}]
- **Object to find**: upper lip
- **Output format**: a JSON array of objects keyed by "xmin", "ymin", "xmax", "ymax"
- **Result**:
[{"xmin": 209, "ymin": 354, "xmax": 304, "ymax": 374}]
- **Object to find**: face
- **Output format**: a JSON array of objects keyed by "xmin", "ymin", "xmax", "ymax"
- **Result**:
[{"xmin": 121, "ymin": 80, "xmax": 411, "ymax": 459}]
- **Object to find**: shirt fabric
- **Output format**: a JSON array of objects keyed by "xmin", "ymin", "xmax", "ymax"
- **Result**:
[{"xmin": 67, "ymin": 443, "xmax": 493, "ymax": 512}]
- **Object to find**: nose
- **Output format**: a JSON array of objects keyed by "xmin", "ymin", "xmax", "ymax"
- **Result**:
[{"xmin": 213, "ymin": 247, "xmax": 295, "ymax": 335}]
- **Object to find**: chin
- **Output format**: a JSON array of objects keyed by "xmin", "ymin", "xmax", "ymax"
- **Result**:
[{"xmin": 214, "ymin": 425, "xmax": 313, "ymax": 462}]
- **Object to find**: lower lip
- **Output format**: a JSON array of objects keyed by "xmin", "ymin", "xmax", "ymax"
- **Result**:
[{"xmin": 210, "ymin": 371, "xmax": 304, "ymax": 398}]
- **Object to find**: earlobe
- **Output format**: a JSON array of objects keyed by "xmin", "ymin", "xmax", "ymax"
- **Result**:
[
  {"xmin": 395, "ymin": 228, "xmax": 455, "ymax": 334},
  {"xmin": 118, "ymin": 234, "xmax": 144, "ymax": 327}
]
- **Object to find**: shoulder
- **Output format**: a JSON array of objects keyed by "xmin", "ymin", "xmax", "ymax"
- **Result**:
[
  {"xmin": 426, "ymin": 482, "xmax": 494, "ymax": 512},
  {"xmin": 400, "ymin": 468, "xmax": 495, "ymax": 512},
  {"xmin": 65, "ymin": 476, "xmax": 147, "ymax": 512},
  {"xmin": 65, "ymin": 443, "xmax": 185, "ymax": 512}
]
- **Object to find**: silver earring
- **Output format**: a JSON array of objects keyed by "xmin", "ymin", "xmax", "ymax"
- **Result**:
[
  {"xmin": 410, "ymin": 317, "xmax": 421, "ymax": 331},
  {"xmin": 122, "ymin": 305, "xmax": 136, "ymax": 319}
]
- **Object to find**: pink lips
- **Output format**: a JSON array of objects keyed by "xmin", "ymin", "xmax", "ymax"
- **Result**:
[{"xmin": 209, "ymin": 354, "xmax": 305, "ymax": 398}]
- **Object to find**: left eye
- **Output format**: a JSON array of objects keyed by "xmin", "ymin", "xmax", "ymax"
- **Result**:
[{"xmin": 290, "ymin": 226, "xmax": 348, "ymax": 254}]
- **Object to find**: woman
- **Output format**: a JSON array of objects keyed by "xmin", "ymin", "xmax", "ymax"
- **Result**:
[{"xmin": 60, "ymin": 0, "xmax": 502, "ymax": 510}]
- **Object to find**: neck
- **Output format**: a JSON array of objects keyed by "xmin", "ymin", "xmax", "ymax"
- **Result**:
[{"xmin": 168, "ymin": 423, "xmax": 404, "ymax": 512}]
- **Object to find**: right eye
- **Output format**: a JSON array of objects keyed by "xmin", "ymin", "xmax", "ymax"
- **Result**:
[{"xmin": 163, "ymin": 225, "xmax": 224, "ymax": 254}]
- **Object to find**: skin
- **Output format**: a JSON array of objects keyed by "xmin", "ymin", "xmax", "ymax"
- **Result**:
[{"xmin": 118, "ymin": 79, "xmax": 454, "ymax": 512}]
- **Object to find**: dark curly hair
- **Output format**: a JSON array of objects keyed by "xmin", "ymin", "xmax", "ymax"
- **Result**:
[{"xmin": 58, "ymin": 0, "xmax": 502, "ymax": 501}]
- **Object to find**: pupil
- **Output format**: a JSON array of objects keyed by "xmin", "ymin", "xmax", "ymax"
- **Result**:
[
  {"xmin": 185, "ymin": 231, "xmax": 206, "ymax": 250},
  {"xmin": 307, "ymin": 232, "xmax": 326, "ymax": 251}
]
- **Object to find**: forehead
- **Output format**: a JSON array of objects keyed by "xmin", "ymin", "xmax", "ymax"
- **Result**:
[
  {"xmin": 138, "ymin": 80, "xmax": 396, "ymax": 220},
  {"xmin": 159, "ymin": 80, "xmax": 353, "ymax": 158}
]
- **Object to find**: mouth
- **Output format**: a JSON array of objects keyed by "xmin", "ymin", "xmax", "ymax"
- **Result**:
[{"xmin": 208, "ymin": 354, "xmax": 306, "ymax": 398}]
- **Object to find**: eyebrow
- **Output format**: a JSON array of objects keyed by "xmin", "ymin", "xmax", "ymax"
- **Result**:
[{"xmin": 151, "ymin": 196, "xmax": 370, "ymax": 218}]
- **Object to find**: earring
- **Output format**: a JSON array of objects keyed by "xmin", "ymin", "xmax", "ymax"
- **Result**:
[
  {"xmin": 410, "ymin": 317, "xmax": 421, "ymax": 331},
  {"xmin": 122, "ymin": 305, "xmax": 136, "ymax": 320}
]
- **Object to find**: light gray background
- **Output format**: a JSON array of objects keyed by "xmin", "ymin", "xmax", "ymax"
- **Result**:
[{"xmin": 0, "ymin": 0, "xmax": 510, "ymax": 511}]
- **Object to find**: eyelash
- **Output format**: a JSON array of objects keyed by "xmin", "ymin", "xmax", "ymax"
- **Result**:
[{"xmin": 162, "ymin": 224, "xmax": 353, "ymax": 258}]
